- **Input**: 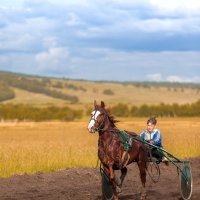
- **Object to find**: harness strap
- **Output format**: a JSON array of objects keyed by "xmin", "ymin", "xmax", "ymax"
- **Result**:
[
  {"xmin": 122, "ymin": 151, "xmax": 130, "ymax": 167},
  {"xmin": 117, "ymin": 129, "xmax": 130, "ymax": 151}
]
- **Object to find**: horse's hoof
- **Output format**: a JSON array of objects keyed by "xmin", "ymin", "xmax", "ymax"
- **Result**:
[
  {"xmin": 116, "ymin": 186, "xmax": 122, "ymax": 193},
  {"xmin": 140, "ymin": 195, "xmax": 146, "ymax": 200},
  {"xmin": 115, "ymin": 177, "xmax": 121, "ymax": 186}
]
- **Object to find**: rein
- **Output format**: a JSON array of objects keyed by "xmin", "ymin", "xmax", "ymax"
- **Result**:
[
  {"xmin": 91, "ymin": 108, "xmax": 132, "ymax": 153},
  {"xmin": 93, "ymin": 111, "xmax": 109, "ymax": 133},
  {"xmin": 92, "ymin": 110, "xmax": 131, "ymax": 150}
]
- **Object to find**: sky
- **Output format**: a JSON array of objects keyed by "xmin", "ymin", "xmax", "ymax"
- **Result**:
[{"xmin": 0, "ymin": 0, "xmax": 200, "ymax": 82}]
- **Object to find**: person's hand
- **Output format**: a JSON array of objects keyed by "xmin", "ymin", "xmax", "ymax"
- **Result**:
[{"xmin": 150, "ymin": 141, "xmax": 154, "ymax": 145}]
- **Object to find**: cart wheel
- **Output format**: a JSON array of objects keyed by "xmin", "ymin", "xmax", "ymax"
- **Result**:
[
  {"xmin": 179, "ymin": 163, "xmax": 193, "ymax": 200},
  {"xmin": 101, "ymin": 169, "xmax": 114, "ymax": 200},
  {"xmin": 147, "ymin": 162, "xmax": 160, "ymax": 183}
]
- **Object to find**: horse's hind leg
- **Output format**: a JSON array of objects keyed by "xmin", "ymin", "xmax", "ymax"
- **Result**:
[
  {"xmin": 120, "ymin": 167, "xmax": 127, "ymax": 186},
  {"xmin": 138, "ymin": 161, "xmax": 147, "ymax": 200}
]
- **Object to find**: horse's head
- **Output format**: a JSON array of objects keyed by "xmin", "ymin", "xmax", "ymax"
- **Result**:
[{"xmin": 87, "ymin": 100, "xmax": 115, "ymax": 133}]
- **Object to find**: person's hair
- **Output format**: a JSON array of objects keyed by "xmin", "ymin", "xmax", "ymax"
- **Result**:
[{"xmin": 147, "ymin": 117, "xmax": 157, "ymax": 125}]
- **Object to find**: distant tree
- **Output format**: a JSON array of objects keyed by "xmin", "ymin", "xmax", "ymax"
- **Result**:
[
  {"xmin": 136, "ymin": 104, "xmax": 150, "ymax": 117},
  {"xmin": 103, "ymin": 89, "xmax": 114, "ymax": 95},
  {"xmin": 0, "ymin": 104, "xmax": 83, "ymax": 121},
  {"xmin": 52, "ymin": 81, "xmax": 63, "ymax": 88},
  {"xmin": 40, "ymin": 78, "xmax": 51, "ymax": 86},
  {"xmin": 65, "ymin": 83, "xmax": 79, "ymax": 90},
  {"xmin": 112, "ymin": 103, "xmax": 129, "ymax": 117},
  {"xmin": 130, "ymin": 105, "xmax": 138, "ymax": 116}
]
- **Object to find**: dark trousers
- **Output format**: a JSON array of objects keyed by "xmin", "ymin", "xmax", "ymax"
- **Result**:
[{"xmin": 147, "ymin": 146, "xmax": 164, "ymax": 162}]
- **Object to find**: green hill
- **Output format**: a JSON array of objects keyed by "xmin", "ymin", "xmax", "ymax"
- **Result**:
[{"xmin": 0, "ymin": 71, "xmax": 200, "ymax": 109}]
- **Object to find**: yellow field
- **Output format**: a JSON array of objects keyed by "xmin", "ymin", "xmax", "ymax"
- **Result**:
[{"xmin": 0, "ymin": 118, "xmax": 199, "ymax": 177}]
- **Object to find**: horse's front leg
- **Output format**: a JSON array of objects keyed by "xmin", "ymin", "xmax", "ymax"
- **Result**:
[
  {"xmin": 115, "ymin": 167, "xmax": 127, "ymax": 194},
  {"xmin": 108, "ymin": 164, "xmax": 118, "ymax": 200}
]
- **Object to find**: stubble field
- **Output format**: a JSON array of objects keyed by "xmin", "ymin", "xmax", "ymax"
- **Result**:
[
  {"xmin": 0, "ymin": 118, "xmax": 199, "ymax": 178},
  {"xmin": 0, "ymin": 118, "xmax": 199, "ymax": 200}
]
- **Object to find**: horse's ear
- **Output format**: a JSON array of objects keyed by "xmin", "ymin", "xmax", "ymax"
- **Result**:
[{"xmin": 101, "ymin": 101, "xmax": 105, "ymax": 108}]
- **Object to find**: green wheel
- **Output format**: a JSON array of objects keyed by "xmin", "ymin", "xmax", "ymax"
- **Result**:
[
  {"xmin": 101, "ymin": 169, "xmax": 114, "ymax": 200},
  {"xmin": 179, "ymin": 163, "xmax": 193, "ymax": 200}
]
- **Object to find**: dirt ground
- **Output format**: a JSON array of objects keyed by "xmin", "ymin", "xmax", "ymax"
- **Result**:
[{"xmin": 0, "ymin": 157, "xmax": 199, "ymax": 200}]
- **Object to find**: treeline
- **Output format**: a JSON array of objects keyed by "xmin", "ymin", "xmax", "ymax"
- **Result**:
[
  {"xmin": 0, "ymin": 73, "xmax": 79, "ymax": 103},
  {"xmin": 96, "ymin": 80, "xmax": 200, "ymax": 89},
  {"xmin": 0, "ymin": 100, "xmax": 200, "ymax": 122},
  {"xmin": 0, "ymin": 104, "xmax": 83, "ymax": 121},
  {"xmin": 0, "ymin": 83, "xmax": 15, "ymax": 101},
  {"xmin": 52, "ymin": 81, "xmax": 87, "ymax": 92},
  {"xmin": 112, "ymin": 100, "xmax": 200, "ymax": 117}
]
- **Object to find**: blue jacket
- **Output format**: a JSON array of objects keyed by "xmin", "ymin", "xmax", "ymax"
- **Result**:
[{"xmin": 140, "ymin": 128, "xmax": 162, "ymax": 147}]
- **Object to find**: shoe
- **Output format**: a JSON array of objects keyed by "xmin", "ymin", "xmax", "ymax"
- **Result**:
[{"xmin": 162, "ymin": 157, "xmax": 169, "ymax": 166}]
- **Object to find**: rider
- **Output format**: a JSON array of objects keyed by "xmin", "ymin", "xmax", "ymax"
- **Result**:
[{"xmin": 140, "ymin": 117, "xmax": 168, "ymax": 165}]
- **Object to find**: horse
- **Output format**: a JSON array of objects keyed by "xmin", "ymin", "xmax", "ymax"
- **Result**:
[{"xmin": 87, "ymin": 101, "xmax": 147, "ymax": 200}]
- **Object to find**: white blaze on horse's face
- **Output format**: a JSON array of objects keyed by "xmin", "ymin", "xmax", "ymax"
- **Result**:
[{"xmin": 88, "ymin": 110, "xmax": 101, "ymax": 133}]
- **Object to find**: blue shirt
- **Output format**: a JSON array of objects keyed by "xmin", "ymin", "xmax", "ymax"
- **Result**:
[{"xmin": 140, "ymin": 128, "xmax": 162, "ymax": 147}]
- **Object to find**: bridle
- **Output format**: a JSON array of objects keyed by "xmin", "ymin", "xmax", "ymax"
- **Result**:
[{"xmin": 90, "ymin": 109, "xmax": 108, "ymax": 132}]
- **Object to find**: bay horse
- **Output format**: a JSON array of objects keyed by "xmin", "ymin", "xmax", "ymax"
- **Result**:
[{"xmin": 87, "ymin": 101, "xmax": 147, "ymax": 200}]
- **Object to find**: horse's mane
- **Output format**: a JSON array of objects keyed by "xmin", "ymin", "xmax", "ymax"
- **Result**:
[
  {"xmin": 105, "ymin": 107, "xmax": 119, "ymax": 126},
  {"xmin": 95, "ymin": 101, "xmax": 119, "ymax": 126}
]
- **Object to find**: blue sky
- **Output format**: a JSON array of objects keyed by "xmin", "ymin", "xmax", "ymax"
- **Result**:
[{"xmin": 0, "ymin": 0, "xmax": 200, "ymax": 82}]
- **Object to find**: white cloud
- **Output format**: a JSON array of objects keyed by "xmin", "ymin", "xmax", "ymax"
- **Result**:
[
  {"xmin": 0, "ymin": 0, "xmax": 200, "ymax": 82},
  {"xmin": 150, "ymin": 0, "xmax": 200, "ymax": 15},
  {"xmin": 0, "ymin": 0, "xmax": 24, "ymax": 8},
  {"xmin": 48, "ymin": 0, "xmax": 90, "ymax": 6},
  {"xmin": 35, "ymin": 47, "xmax": 70, "ymax": 71},
  {"xmin": 166, "ymin": 75, "xmax": 200, "ymax": 83},
  {"xmin": 1, "ymin": 44, "xmax": 200, "ymax": 82},
  {"xmin": 166, "ymin": 75, "xmax": 185, "ymax": 82},
  {"xmin": 65, "ymin": 13, "xmax": 82, "ymax": 26},
  {"xmin": 51, "ymin": 49, "xmax": 200, "ymax": 81},
  {"xmin": 132, "ymin": 18, "xmax": 200, "ymax": 34},
  {"xmin": 147, "ymin": 73, "xmax": 162, "ymax": 81},
  {"xmin": 42, "ymin": 37, "xmax": 59, "ymax": 48},
  {"xmin": 0, "ymin": 16, "xmax": 57, "ymax": 52}
]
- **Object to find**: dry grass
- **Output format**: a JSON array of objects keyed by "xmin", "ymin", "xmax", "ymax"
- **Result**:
[
  {"xmin": 60, "ymin": 80, "xmax": 200, "ymax": 106},
  {"xmin": 0, "ymin": 121, "xmax": 98, "ymax": 177},
  {"xmin": 3, "ymin": 88, "xmax": 66, "ymax": 106},
  {"xmin": 0, "ymin": 118, "xmax": 199, "ymax": 177}
]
